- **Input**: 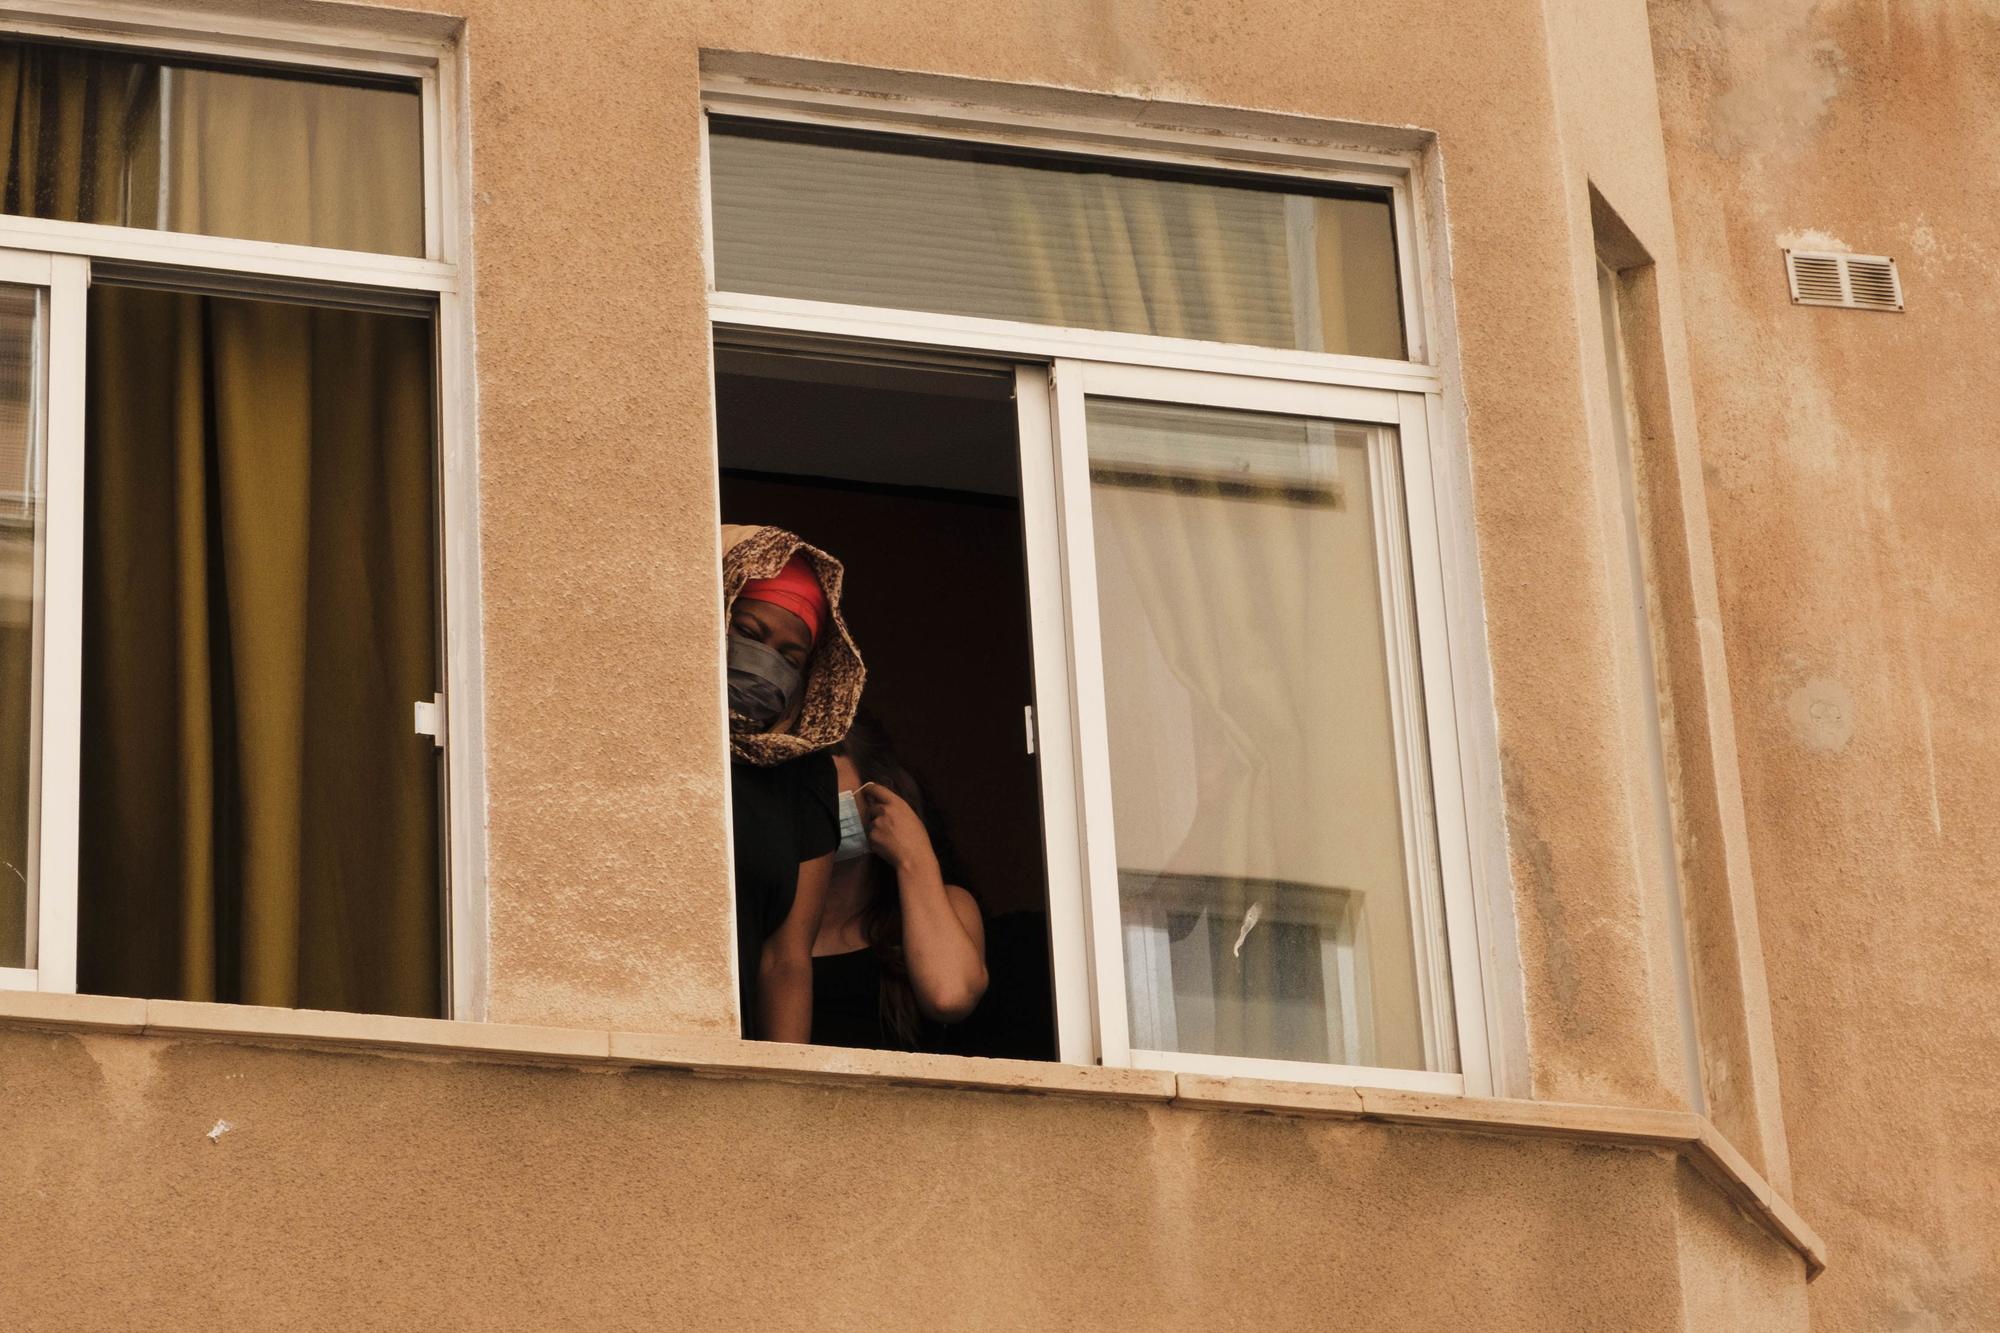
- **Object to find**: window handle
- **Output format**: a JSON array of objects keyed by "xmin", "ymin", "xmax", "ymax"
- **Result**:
[
  {"xmin": 1024, "ymin": 704, "xmax": 1036, "ymax": 756},
  {"xmin": 413, "ymin": 694, "xmax": 446, "ymax": 749}
]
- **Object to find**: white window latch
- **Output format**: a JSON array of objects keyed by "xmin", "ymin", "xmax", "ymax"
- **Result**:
[
  {"xmin": 1024, "ymin": 704, "xmax": 1037, "ymax": 756},
  {"xmin": 413, "ymin": 694, "xmax": 446, "ymax": 748}
]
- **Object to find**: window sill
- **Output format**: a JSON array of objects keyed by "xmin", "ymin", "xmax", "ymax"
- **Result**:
[{"xmin": 0, "ymin": 989, "xmax": 1824, "ymax": 1278}]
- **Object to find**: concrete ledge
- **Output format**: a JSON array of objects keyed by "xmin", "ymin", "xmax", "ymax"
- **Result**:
[
  {"xmin": 0, "ymin": 989, "xmax": 147, "ymax": 1031},
  {"xmin": 1176, "ymin": 1070, "xmax": 1824, "ymax": 1279},
  {"xmin": 0, "ymin": 989, "xmax": 1824, "ymax": 1277},
  {"xmin": 1178, "ymin": 1075, "xmax": 1699, "ymax": 1144},
  {"xmin": 611, "ymin": 1028, "xmax": 1178, "ymax": 1100},
  {"xmin": 1357, "ymin": 1086, "xmax": 1701, "ymax": 1146},
  {"xmin": 1174, "ymin": 1072, "xmax": 1365, "ymax": 1118},
  {"xmin": 142, "ymin": 998, "xmax": 613, "ymax": 1062},
  {"xmin": 1689, "ymin": 1121, "xmax": 1828, "ymax": 1279}
]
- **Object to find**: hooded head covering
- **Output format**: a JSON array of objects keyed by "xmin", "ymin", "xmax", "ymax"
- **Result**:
[
  {"xmin": 721, "ymin": 523, "xmax": 865, "ymax": 766},
  {"xmin": 737, "ymin": 554, "xmax": 826, "ymax": 643}
]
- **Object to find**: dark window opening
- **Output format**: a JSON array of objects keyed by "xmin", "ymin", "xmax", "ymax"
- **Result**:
[{"xmin": 716, "ymin": 343, "xmax": 1058, "ymax": 1060}]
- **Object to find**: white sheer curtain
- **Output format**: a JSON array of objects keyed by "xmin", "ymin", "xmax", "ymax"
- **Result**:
[{"xmin": 1088, "ymin": 401, "xmax": 1427, "ymax": 1069}]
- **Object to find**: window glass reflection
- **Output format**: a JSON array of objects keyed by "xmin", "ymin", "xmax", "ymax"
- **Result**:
[
  {"xmin": 1086, "ymin": 397, "xmax": 1442, "ymax": 1069},
  {"xmin": 712, "ymin": 120, "xmax": 1406, "ymax": 358},
  {"xmin": 0, "ymin": 39, "xmax": 423, "ymax": 256}
]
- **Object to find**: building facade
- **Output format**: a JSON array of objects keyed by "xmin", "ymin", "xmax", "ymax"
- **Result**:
[{"xmin": 0, "ymin": 0, "xmax": 1992, "ymax": 1327}]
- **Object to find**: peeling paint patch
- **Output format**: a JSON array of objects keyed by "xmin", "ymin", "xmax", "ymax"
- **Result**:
[
  {"xmin": 206, "ymin": 1119, "xmax": 234, "ymax": 1144},
  {"xmin": 1785, "ymin": 678, "xmax": 1855, "ymax": 751},
  {"xmin": 1777, "ymin": 228, "xmax": 1851, "ymax": 253},
  {"xmin": 1503, "ymin": 761, "xmax": 1581, "ymax": 1015}
]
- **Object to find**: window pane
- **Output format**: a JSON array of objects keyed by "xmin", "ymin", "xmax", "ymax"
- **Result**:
[
  {"xmin": 711, "ymin": 121, "xmax": 1406, "ymax": 358},
  {"xmin": 0, "ymin": 284, "xmax": 39, "ymax": 970},
  {"xmin": 1086, "ymin": 397, "xmax": 1442, "ymax": 1070},
  {"xmin": 78, "ymin": 285, "xmax": 440, "ymax": 1015},
  {"xmin": 0, "ymin": 39, "xmax": 423, "ymax": 256}
]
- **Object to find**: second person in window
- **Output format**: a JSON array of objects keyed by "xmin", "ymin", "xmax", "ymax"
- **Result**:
[{"xmin": 814, "ymin": 712, "xmax": 988, "ymax": 1051}]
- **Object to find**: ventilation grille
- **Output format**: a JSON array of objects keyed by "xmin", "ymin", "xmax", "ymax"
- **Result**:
[{"xmin": 1785, "ymin": 250, "xmax": 1904, "ymax": 312}]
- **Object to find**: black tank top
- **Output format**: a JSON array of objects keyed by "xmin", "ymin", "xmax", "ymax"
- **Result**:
[
  {"xmin": 811, "ymin": 948, "xmax": 897, "ymax": 1050},
  {"xmin": 811, "ymin": 948, "xmax": 951, "ymax": 1052}
]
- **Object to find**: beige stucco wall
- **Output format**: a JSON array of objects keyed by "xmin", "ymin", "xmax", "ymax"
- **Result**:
[
  {"xmin": 0, "ymin": 1026, "xmax": 1806, "ymax": 1331},
  {"xmin": 1650, "ymin": 1, "xmax": 2000, "ymax": 1327},
  {"xmin": 0, "ymin": 0, "xmax": 1906, "ymax": 1321},
  {"xmin": 391, "ymin": 0, "xmax": 1718, "ymax": 1112}
]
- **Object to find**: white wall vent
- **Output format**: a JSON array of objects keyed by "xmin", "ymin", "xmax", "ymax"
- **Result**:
[{"xmin": 1785, "ymin": 250, "xmax": 1904, "ymax": 312}]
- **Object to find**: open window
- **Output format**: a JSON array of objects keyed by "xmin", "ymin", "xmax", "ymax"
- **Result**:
[
  {"xmin": 1043, "ymin": 365, "xmax": 1478, "ymax": 1087},
  {"xmin": 714, "ymin": 345, "xmax": 1059, "ymax": 1060},
  {"xmin": 0, "ymin": 24, "xmax": 474, "ymax": 1019},
  {"xmin": 706, "ymin": 93, "xmax": 1492, "ymax": 1093}
]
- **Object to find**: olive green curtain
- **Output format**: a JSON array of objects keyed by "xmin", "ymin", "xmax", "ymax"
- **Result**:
[
  {"xmin": 0, "ymin": 40, "xmax": 156, "ymax": 971},
  {"xmin": 76, "ymin": 287, "xmax": 441, "ymax": 1016},
  {"xmin": 162, "ymin": 66, "xmax": 424, "ymax": 256},
  {"xmin": 709, "ymin": 127, "xmax": 1407, "ymax": 357},
  {"xmin": 0, "ymin": 41, "xmax": 159, "ymax": 229},
  {"xmin": 0, "ymin": 39, "xmax": 423, "ymax": 255},
  {"xmin": 0, "ymin": 40, "xmax": 440, "ymax": 1009}
]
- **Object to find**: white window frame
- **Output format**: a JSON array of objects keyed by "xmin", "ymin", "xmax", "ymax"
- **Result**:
[
  {"xmin": 702, "ymin": 81, "xmax": 1498, "ymax": 1096},
  {"xmin": 0, "ymin": 3, "xmax": 487, "ymax": 1019}
]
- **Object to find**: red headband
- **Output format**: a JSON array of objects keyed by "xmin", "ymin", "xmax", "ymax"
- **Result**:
[{"xmin": 737, "ymin": 554, "xmax": 826, "ymax": 643}]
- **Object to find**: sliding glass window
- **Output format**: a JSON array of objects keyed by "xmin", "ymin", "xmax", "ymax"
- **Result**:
[
  {"xmin": 706, "ymin": 101, "xmax": 1488, "ymax": 1095},
  {"xmin": 0, "ymin": 23, "xmax": 465, "ymax": 1020}
]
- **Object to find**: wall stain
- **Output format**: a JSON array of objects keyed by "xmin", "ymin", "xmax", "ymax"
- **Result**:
[
  {"xmin": 1502, "ymin": 757, "xmax": 1581, "ymax": 1016},
  {"xmin": 1700, "ymin": 0, "xmax": 1850, "ymax": 159}
]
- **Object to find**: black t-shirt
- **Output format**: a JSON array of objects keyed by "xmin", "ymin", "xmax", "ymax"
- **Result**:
[{"xmin": 729, "ymin": 752, "xmax": 837, "ymax": 1038}]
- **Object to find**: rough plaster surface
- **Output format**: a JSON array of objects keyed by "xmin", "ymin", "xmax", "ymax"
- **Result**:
[
  {"xmin": 1651, "ymin": 0, "xmax": 2000, "ymax": 1326},
  {"xmin": 14, "ymin": 0, "xmax": 1839, "ymax": 1317},
  {"xmin": 43, "ymin": 0, "xmax": 1716, "ymax": 1117},
  {"xmin": 1673, "ymin": 1163, "xmax": 1814, "ymax": 1331},
  {"xmin": 0, "ymin": 1031, "xmax": 1803, "ymax": 1330},
  {"xmin": 371, "ymin": 0, "xmax": 1707, "ymax": 1111}
]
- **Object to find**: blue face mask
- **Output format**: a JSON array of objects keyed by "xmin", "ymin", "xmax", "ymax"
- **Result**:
[{"xmin": 833, "ymin": 789, "xmax": 870, "ymax": 863}]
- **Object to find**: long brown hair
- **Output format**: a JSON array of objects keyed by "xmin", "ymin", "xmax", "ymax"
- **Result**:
[{"xmin": 833, "ymin": 711, "xmax": 960, "ymax": 1049}]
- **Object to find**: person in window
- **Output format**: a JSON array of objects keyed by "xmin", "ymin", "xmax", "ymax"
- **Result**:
[
  {"xmin": 722, "ymin": 524, "xmax": 865, "ymax": 1042},
  {"xmin": 813, "ymin": 712, "xmax": 988, "ymax": 1051}
]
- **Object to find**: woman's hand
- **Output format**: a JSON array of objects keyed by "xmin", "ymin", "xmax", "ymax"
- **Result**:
[
  {"xmin": 857, "ymin": 782, "xmax": 988, "ymax": 1023},
  {"xmin": 857, "ymin": 782, "xmax": 939, "ymax": 876}
]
